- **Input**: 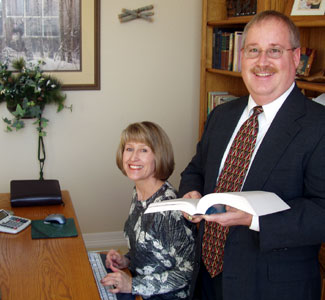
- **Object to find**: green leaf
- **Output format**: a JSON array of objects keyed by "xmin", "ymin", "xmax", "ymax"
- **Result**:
[
  {"xmin": 57, "ymin": 103, "xmax": 64, "ymax": 112},
  {"xmin": 35, "ymin": 72, "xmax": 42, "ymax": 79},
  {"xmin": 22, "ymin": 98, "xmax": 29, "ymax": 108},
  {"xmin": 41, "ymin": 120, "xmax": 48, "ymax": 128},
  {"xmin": 12, "ymin": 119, "xmax": 24, "ymax": 130},
  {"xmin": 29, "ymin": 105, "xmax": 42, "ymax": 117},
  {"xmin": 12, "ymin": 104, "xmax": 26, "ymax": 117},
  {"xmin": 3, "ymin": 117, "xmax": 11, "ymax": 125},
  {"xmin": 40, "ymin": 117, "xmax": 49, "ymax": 122}
]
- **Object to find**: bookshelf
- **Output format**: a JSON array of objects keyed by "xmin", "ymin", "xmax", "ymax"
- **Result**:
[{"xmin": 199, "ymin": 0, "xmax": 325, "ymax": 137}]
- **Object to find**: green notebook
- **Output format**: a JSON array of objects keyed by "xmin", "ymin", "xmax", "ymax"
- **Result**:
[{"xmin": 31, "ymin": 218, "xmax": 78, "ymax": 239}]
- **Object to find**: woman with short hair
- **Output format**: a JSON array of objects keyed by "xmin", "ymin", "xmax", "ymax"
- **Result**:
[{"xmin": 101, "ymin": 121, "xmax": 196, "ymax": 300}]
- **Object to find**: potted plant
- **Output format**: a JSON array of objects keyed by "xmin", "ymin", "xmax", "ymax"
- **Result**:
[{"xmin": 0, "ymin": 58, "xmax": 70, "ymax": 179}]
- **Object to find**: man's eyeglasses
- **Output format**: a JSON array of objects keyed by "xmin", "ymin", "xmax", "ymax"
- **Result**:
[{"xmin": 243, "ymin": 46, "xmax": 296, "ymax": 59}]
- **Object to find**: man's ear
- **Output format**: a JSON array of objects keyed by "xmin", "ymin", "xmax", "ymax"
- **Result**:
[{"xmin": 293, "ymin": 47, "xmax": 301, "ymax": 69}]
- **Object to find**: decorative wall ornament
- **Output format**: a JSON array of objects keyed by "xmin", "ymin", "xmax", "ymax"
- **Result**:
[{"xmin": 118, "ymin": 5, "xmax": 154, "ymax": 22}]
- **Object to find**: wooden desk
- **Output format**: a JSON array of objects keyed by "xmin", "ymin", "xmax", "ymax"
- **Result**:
[{"xmin": 0, "ymin": 191, "xmax": 101, "ymax": 300}]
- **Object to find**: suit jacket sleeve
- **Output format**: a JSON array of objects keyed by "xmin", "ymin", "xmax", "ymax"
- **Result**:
[
  {"xmin": 179, "ymin": 98, "xmax": 247, "ymax": 197},
  {"xmin": 256, "ymin": 99, "xmax": 325, "ymax": 251}
]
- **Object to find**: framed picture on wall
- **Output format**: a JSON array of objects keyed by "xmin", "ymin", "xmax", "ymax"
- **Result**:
[
  {"xmin": 0, "ymin": 0, "xmax": 100, "ymax": 90},
  {"xmin": 290, "ymin": 0, "xmax": 325, "ymax": 16}
]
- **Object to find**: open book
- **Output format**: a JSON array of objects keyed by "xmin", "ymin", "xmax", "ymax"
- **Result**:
[{"xmin": 144, "ymin": 191, "xmax": 290, "ymax": 216}]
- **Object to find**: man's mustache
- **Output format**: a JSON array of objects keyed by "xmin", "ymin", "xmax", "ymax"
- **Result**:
[{"xmin": 250, "ymin": 66, "xmax": 278, "ymax": 74}]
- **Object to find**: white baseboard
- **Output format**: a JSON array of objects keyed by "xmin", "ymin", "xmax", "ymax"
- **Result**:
[{"xmin": 82, "ymin": 231, "xmax": 127, "ymax": 250}]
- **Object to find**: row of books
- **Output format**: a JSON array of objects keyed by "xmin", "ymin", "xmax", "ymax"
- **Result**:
[
  {"xmin": 207, "ymin": 91, "xmax": 239, "ymax": 115},
  {"xmin": 212, "ymin": 29, "xmax": 243, "ymax": 72}
]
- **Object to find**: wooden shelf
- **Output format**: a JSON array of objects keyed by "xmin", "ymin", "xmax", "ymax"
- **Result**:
[
  {"xmin": 291, "ymin": 16, "xmax": 325, "ymax": 27},
  {"xmin": 208, "ymin": 16, "xmax": 252, "ymax": 26},
  {"xmin": 208, "ymin": 16, "xmax": 325, "ymax": 28},
  {"xmin": 297, "ymin": 80, "xmax": 325, "ymax": 93},
  {"xmin": 207, "ymin": 68, "xmax": 242, "ymax": 78},
  {"xmin": 199, "ymin": 0, "xmax": 325, "ymax": 138}
]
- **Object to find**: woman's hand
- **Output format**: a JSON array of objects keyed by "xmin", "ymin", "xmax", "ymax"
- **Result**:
[
  {"xmin": 105, "ymin": 249, "xmax": 130, "ymax": 269},
  {"xmin": 100, "ymin": 265, "xmax": 132, "ymax": 294}
]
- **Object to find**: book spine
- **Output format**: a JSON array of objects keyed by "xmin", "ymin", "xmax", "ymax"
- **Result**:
[
  {"xmin": 212, "ymin": 28, "xmax": 217, "ymax": 69},
  {"xmin": 233, "ymin": 31, "xmax": 243, "ymax": 72},
  {"xmin": 224, "ymin": 32, "xmax": 230, "ymax": 70},
  {"xmin": 237, "ymin": 33, "xmax": 243, "ymax": 72},
  {"xmin": 228, "ymin": 32, "xmax": 234, "ymax": 71},
  {"xmin": 215, "ymin": 30, "xmax": 222, "ymax": 69},
  {"xmin": 220, "ymin": 32, "xmax": 227, "ymax": 70}
]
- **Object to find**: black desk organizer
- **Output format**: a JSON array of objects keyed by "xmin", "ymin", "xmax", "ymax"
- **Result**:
[{"xmin": 10, "ymin": 179, "xmax": 63, "ymax": 207}]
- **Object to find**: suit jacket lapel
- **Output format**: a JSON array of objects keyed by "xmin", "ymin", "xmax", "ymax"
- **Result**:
[{"xmin": 243, "ymin": 85, "xmax": 306, "ymax": 191}]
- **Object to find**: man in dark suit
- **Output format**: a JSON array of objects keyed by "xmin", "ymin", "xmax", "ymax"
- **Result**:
[{"xmin": 179, "ymin": 10, "xmax": 325, "ymax": 300}]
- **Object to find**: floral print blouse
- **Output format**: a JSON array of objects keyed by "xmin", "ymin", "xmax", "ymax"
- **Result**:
[{"xmin": 124, "ymin": 181, "xmax": 196, "ymax": 299}]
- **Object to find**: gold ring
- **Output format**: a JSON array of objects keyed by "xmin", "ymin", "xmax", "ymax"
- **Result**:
[{"xmin": 188, "ymin": 215, "xmax": 193, "ymax": 221}]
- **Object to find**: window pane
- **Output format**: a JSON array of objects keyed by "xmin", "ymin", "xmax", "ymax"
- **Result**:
[
  {"xmin": 43, "ymin": 18, "xmax": 59, "ymax": 36},
  {"xmin": 26, "ymin": 0, "xmax": 42, "ymax": 16},
  {"xmin": 8, "ymin": 19, "xmax": 26, "ymax": 52},
  {"xmin": 44, "ymin": 0, "xmax": 59, "ymax": 17},
  {"xmin": 7, "ymin": 0, "xmax": 24, "ymax": 16},
  {"xmin": 7, "ymin": 18, "xmax": 25, "ymax": 36},
  {"xmin": 26, "ymin": 18, "xmax": 41, "ymax": 36}
]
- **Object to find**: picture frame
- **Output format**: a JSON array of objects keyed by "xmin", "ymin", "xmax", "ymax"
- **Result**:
[
  {"xmin": 0, "ymin": 0, "xmax": 100, "ymax": 90},
  {"xmin": 290, "ymin": 0, "xmax": 325, "ymax": 16},
  {"xmin": 53, "ymin": 0, "xmax": 101, "ymax": 90}
]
